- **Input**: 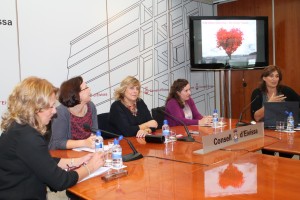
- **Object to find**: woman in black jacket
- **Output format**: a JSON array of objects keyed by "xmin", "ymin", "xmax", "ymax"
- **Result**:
[{"xmin": 0, "ymin": 77, "xmax": 105, "ymax": 199}]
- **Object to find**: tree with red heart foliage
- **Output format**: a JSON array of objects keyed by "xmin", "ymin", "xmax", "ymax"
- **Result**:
[
  {"xmin": 219, "ymin": 163, "xmax": 244, "ymax": 189},
  {"xmin": 216, "ymin": 28, "xmax": 244, "ymax": 59}
]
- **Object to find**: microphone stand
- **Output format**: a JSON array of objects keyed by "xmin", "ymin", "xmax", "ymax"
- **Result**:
[
  {"xmin": 83, "ymin": 124, "xmax": 143, "ymax": 162},
  {"xmin": 236, "ymin": 113, "xmax": 251, "ymax": 127},
  {"xmin": 158, "ymin": 109, "xmax": 195, "ymax": 142},
  {"xmin": 236, "ymin": 95, "xmax": 259, "ymax": 127}
]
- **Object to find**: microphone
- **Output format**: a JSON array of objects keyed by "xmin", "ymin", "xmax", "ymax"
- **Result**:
[
  {"xmin": 145, "ymin": 134, "xmax": 165, "ymax": 143},
  {"xmin": 83, "ymin": 124, "xmax": 143, "ymax": 162},
  {"xmin": 158, "ymin": 109, "xmax": 195, "ymax": 142},
  {"xmin": 236, "ymin": 95, "xmax": 259, "ymax": 127}
]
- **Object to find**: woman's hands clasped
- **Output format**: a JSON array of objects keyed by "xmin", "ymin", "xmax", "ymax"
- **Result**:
[
  {"xmin": 198, "ymin": 116, "xmax": 213, "ymax": 126},
  {"xmin": 85, "ymin": 152, "xmax": 105, "ymax": 172}
]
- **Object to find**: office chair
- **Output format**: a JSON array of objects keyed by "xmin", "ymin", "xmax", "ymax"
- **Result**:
[
  {"xmin": 97, "ymin": 112, "xmax": 115, "ymax": 139},
  {"xmin": 151, "ymin": 106, "xmax": 165, "ymax": 129}
]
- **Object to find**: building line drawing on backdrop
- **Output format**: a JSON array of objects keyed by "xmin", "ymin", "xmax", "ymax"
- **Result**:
[{"xmin": 66, "ymin": 0, "xmax": 215, "ymax": 115}]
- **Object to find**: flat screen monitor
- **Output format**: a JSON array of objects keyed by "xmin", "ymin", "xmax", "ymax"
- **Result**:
[{"xmin": 189, "ymin": 16, "xmax": 269, "ymax": 70}]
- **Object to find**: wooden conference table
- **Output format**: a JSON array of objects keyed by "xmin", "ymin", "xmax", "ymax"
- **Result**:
[
  {"xmin": 50, "ymin": 119, "xmax": 300, "ymax": 200},
  {"xmin": 264, "ymin": 128, "xmax": 300, "ymax": 155}
]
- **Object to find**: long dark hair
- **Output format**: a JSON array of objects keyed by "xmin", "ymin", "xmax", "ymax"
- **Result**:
[
  {"xmin": 259, "ymin": 65, "xmax": 283, "ymax": 92},
  {"xmin": 166, "ymin": 79, "xmax": 189, "ymax": 108}
]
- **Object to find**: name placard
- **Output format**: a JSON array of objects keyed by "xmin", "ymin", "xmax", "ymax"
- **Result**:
[{"xmin": 193, "ymin": 123, "xmax": 264, "ymax": 154}]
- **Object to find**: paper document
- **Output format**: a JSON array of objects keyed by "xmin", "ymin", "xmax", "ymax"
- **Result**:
[
  {"xmin": 73, "ymin": 145, "xmax": 110, "ymax": 152},
  {"xmin": 79, "ymin": 167, "xmax": 110, "ymax": 183}
]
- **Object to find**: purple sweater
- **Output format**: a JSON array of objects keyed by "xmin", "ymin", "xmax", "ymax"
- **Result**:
[{"xmin": 165, "ymin": 98, "xmax": 203, "ymax": 126}]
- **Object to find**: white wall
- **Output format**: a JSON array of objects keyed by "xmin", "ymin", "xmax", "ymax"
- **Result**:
[{"xmin": 0, "ymin": 0, "xmax": 217, "ymax": 128}]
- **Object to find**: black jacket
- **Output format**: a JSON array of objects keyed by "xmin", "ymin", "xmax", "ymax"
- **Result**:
[
  {"xmin": 109, "ymin": 99, "xmax": 154, "ymax": 137},
  {"xmin": 251, "ymin": 85, "xmax": 300, "ymax": 120},
  {"xmin": 0, "ymin": 122, "xmax": 78, "ymax": 200}
]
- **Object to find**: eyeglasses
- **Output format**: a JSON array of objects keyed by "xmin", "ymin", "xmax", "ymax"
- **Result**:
[{"xmin": 80, "ymin": 86, "xmax": 89, "ymax": 91}]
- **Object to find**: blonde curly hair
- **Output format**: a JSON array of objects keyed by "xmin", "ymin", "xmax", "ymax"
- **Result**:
[
  {"xmin": 1, "ymin": 77, "xmax": 58, "ymax": 134},
  {"xmin": 114, "ymin": 76, "xmax": 141, "ymax": 100}
]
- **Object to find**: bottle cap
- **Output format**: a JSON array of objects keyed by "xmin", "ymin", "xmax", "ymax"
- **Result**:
[
  {"xmin": 96, "ymin": 130, "xmax": 101, "ymax": 136},
  {"xmin": 163, "ymin": 120, "xmax": 168, "ymax": 124},
  {"xmin": 118, "ymin": 135, "xmax": 123, "ymax": 141},
  {"xmin": 289, "ymin": 112, "xmax": 293, "ymax": 116},
  {"xmin": 114, "ymin": 138, "xmax": 119, "ymax": 145}
]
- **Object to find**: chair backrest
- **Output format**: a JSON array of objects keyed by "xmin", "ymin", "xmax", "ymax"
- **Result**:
[
  {"xmin": 151, "ymin": 106, "xmax": 165, "ymax": 129},
  {"xmin": 97, "ymin": 112, "xmax": 115, "ymax": 139},
  {"xmin": 44, "ymin": 123, "xmax": 52, "ymax": 145}
]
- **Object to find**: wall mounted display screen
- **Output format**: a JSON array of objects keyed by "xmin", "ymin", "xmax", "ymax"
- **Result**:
[{"xmin": 189, "ymin": 16, "xmax": 269, "ymax": 70}]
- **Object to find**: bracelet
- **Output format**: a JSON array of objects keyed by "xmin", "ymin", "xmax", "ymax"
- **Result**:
[{"xmin": 83, "ymin": 163, "xmax": 91, "ymax": 175}]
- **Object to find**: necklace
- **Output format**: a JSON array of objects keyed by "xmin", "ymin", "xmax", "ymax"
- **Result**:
[{"xmin": 122, "ymin": 100, "xmax": 138, "ymax": 116}]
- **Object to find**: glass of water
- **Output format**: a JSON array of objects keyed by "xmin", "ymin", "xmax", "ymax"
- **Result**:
[
  {"xmin": 104, "ymin": 140, "xmax": 114, "ymax": 167},
  {"xmin": 287, "ymin": 132, "xmax": 294, "ymax": 145},
  {"xmin": 169, "ymin": 130, "xmax": 177, "ymax": 142},
  {"xmin": 276, "ymin": 121, "xmax": 285, "ymax": 132}
]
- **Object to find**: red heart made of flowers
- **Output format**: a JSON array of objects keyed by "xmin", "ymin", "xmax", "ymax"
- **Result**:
[{"xmin": 216, "ymin": 28, "xmax": 244, "ymax": 59}]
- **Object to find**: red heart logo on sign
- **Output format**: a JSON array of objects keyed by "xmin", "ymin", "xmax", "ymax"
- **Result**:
[{"xmin": 216, "ymin": 28, "xmax": 244, "ymax": 59}]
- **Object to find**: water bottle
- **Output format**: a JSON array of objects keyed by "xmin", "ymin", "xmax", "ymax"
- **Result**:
[
  {"xmin": 112, "ymin": 138, "xmax": 123, "ymax": 168},
  {"xmin": 286, "ymin": 112, "xmax": 294, "ymax": 132},
  {"xmin": 233, "ymin": 129, "xmax": 239, "ymax": 142},
  {"xmin": 212, "ymin": 109, "xmax": 219, "ymax": 128},
  {"xmin": 95, "ymin": 130, "xmax": 104, "ymax": 152},
  {"xmin": 162, "ymin": 120, "xmax": 170, "ymax": 142}
]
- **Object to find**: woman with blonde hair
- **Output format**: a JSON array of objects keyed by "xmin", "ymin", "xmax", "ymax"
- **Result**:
[
  {"xmin": 0, "ymin": 77, "xmax": 104, "ymax": 199},
  {"xmin": 109, "ymin": 76, "xmax": 158, "ymax": 137}
]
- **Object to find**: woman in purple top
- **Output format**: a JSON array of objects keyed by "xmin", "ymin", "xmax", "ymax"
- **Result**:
[{"xmin": 165, "ymin": 79, "xmax": 212, "ymax": 126}]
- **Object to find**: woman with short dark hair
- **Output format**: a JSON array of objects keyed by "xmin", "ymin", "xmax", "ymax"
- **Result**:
[{"xmin": 49, "ymin": 76, "xmax": 98, "ymax": 150}]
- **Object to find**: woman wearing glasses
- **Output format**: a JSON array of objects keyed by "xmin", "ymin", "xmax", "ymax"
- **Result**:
[
  {"xmin": 0, "ymin": 77, "xmax": 105, "ymax": 199},
  {"xmin": 49, "ymin": 76, "xmax": 98, "ymax": 150}
]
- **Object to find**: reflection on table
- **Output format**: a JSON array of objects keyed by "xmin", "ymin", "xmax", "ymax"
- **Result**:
[{"xmin": 49, "ymin": 118, "xmax": 300, "ymax": 199}]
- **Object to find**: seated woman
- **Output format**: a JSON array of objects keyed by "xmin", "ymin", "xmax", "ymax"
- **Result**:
[
  {"xmin": 251, "ymin": 65, "xmax": 299, "ymax": 121},
  {"xmin": 251, "ymin": 65, "xmax": 300, "ymax": 158},
  {"xmin": 0, "ymin": 77, "xmax": 104, "ymax": 199},
  {"xmin": 165, "ymin": 79, "xmax": 212, "ymax": 126},
  {"xmin": 109, "ymin": 76, "xmax": 158, "ymax": 137},
  {"xmin": 49, "ymin": 76, "xmax": 98, "ymax": 150}
]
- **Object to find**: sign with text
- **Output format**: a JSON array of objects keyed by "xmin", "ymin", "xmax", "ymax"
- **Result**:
[{"xmin": 194, "ymin": 123, "xmax": 264, "ymax": 154}]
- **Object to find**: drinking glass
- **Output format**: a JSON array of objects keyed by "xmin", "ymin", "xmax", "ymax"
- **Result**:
[
  {"xmin": 104, "ymin": 140, "xmax": 114, "ymax": 167},
  {"xmin": 287, "ymin": 132, "xmax": 294, "ymax": 145},
  {"xmin": 276, "ymin": 121, "xmax": 285, "ymax": 132},
  {"xmin": 219, "ymin": 117, "xmax": 225, "ymax": 127},
  {"xmin": 169, "ymin": 130, "xmax": 177, "ymax": 142}
]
